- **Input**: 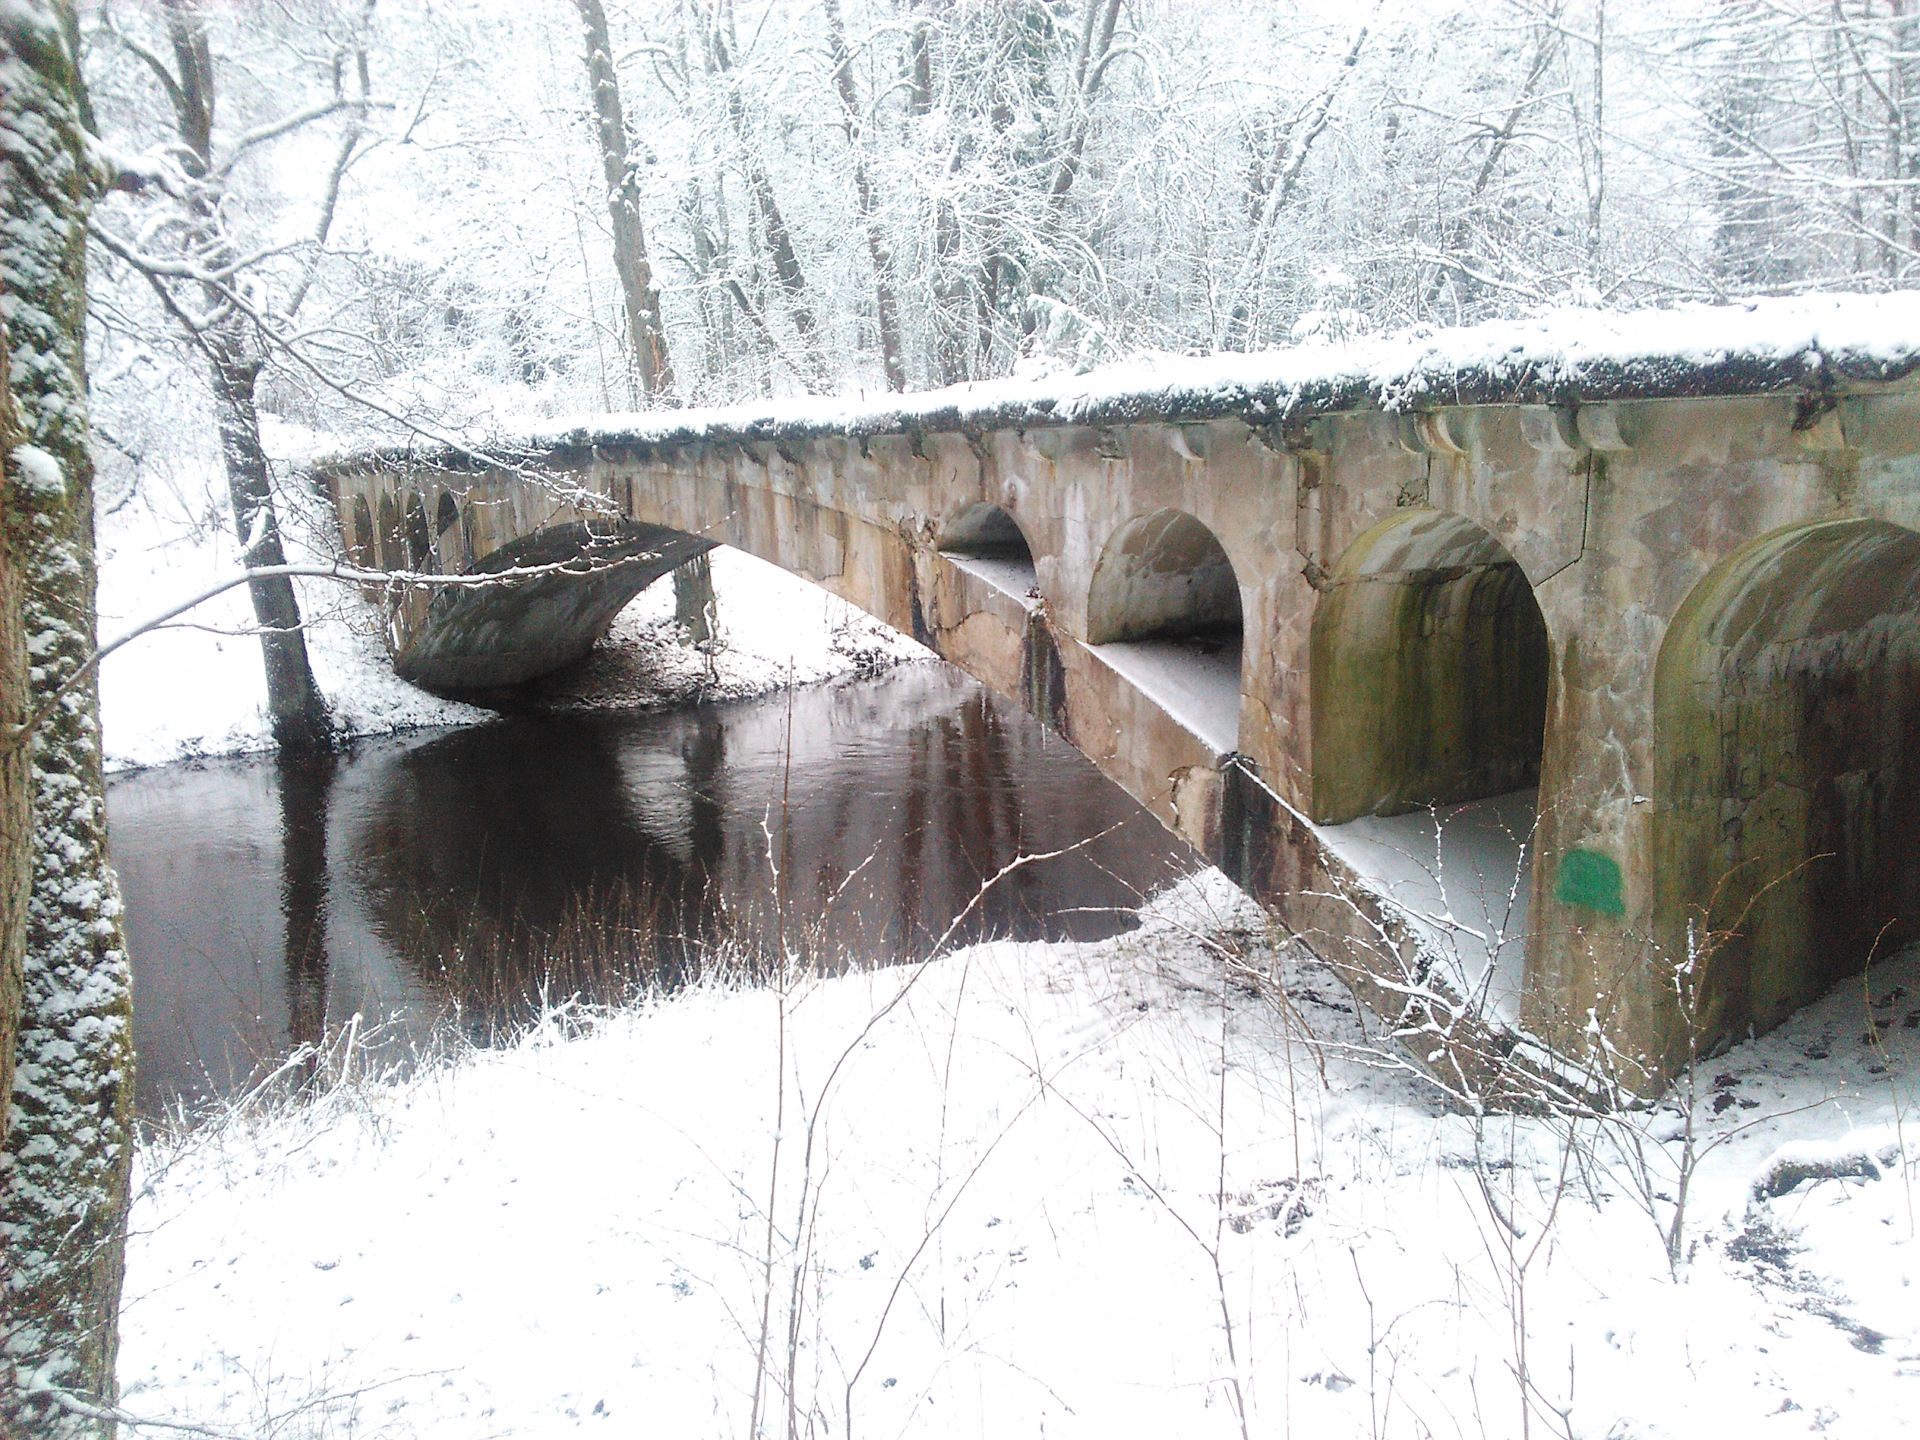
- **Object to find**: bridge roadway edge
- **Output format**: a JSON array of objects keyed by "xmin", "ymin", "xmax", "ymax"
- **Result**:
[{"xmin": 314, "ymin": 343, "xmax": 1920, "ymax": 1098}]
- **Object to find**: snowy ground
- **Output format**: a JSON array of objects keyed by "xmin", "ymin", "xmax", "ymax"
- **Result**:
[
  {"xmin": 117, "ymin": 871, "xmax": 1918, "ymax": 1439},
  {"xmin": 96, "ymin": 459, "xmax": 927, "ymax": 771}
]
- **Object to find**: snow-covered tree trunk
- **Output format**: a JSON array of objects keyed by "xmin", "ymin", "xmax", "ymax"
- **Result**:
[
  {"xmin": 0, "ymin": 3, "xmax": 136, "ymax": 1432},
  {"xmin": 206, "ymin": 325, "xmax": 331, "ymax": 752},
  {"xmin": 574, "ymin": 0, "xmax": 672, "ymax": 402},
  {"xmin": 570, "ymin": 0, "xmax": 718, "ymax": 633},
  {"xmin": 823, "ymin": 0, "xmax": 905, "ymax": 392}
]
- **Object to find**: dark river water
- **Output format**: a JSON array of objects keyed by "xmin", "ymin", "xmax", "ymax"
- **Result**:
[{"xmin": 107, "ymin": 666, "xmax": 1198, "ymax": 1119}]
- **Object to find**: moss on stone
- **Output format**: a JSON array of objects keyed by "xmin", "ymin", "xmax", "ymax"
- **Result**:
[
  {"xmin": 1310, "ymin": 510, "xmax": 1549, "ymax": 824},
  {"xmin": 1653, "ymin": 516, "xmax": 1920, "ymax": 1054}
]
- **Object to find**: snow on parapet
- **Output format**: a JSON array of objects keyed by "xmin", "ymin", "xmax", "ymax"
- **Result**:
[{"xmin": 324, "ymin": 291, "xmax": 1920, "ymax": 469}]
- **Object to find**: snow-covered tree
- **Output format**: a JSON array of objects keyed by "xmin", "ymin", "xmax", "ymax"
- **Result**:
[
  {"xmin": 83, "ymin": 0, "xmax": 383, "ymax": 752},
  {"xmin": 1, "ymin": 2, "xmax": 135, "ymax": 1431}
]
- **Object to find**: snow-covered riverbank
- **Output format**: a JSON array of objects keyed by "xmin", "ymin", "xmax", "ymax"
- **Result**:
[{"xmin": 117, "ymin": 872, "xmax": 1917, "ymax": 1439}]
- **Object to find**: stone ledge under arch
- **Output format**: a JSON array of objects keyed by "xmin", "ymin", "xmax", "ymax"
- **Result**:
[
  {"xmin": 937, "ymin": 502, "xmax": 1039, "ymax": 608},
  {"xmin": 1085, "ymin": 508, "xmax": 1242, "ymax": 757}
]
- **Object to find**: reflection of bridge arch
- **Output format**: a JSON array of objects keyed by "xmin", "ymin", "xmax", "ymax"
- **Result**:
[
  {"xmin": 1310, "ymin": 508, "xmax": 1549, "ymax": 825},
  {"xmin": 1653, "ymin": 516, "xmax": 1920, "ymax": 1057}
]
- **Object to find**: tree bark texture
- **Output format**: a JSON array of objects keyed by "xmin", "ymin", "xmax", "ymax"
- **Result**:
[
  {"xmin": 0, "ymin": 4, "xmax": 136, "ymax": 1433},
  {"xmin": 0, "ymin": 313, "xmax": 30, "ymax": 1157},
  {"xmin": 575, "ymin": 0, "xmax": 673, "ymax": 401}
]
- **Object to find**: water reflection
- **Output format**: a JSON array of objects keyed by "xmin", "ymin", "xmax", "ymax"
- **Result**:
[
  {"xmin": 110, "ymin": 668, "xmax": 1196, "ymax": 1118},
  {"xmin": 278, "ymin": 747, "xmax": 336, "ymax": 1055}
]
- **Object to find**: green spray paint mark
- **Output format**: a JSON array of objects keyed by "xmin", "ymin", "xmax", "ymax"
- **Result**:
[{"xmin": 1556, "ymin": 849, "xmax": 1624, "ymax": 915}]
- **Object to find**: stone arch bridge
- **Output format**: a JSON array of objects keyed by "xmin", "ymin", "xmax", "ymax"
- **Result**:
[{"xmin": 317, "ymin": 299, "xmax": 1920, "ymax": 1087}]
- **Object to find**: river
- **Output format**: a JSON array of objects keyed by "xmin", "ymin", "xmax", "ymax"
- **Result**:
[{"xmin": 107, "ymin": 665, "xmax": 1199, "ymax": 1119}]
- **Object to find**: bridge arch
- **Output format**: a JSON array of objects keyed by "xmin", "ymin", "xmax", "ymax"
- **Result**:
[
  {"xmin": 436, "ymin": 490, "xmax": 460, "ymax": 536},
  {"xmin": 1653, "ymin": 516, "xmax": 1920, "ymax": 1050},
  {"xmin": 349, "ymin": 495, "xmax": 375, "ymax": 568},
  {"xmin": 1085, "ymin": 508, "xmax": 1243, "ymax": 754},
  {"xmin": 377, "ymin": 494, "xmax": 402, "ymax": 572},
  {"xmin": 939, "ymin": 502, "xmax": 1033, "ymax": 561},
  {"xmin": 405, "ymin": 493, "xmax": 433, "ymax": 571},
  {"xmin": 1310, "ymin": 508, "xmax": 1549, "ymax": 825},
  {"xmin": 938, "ymin": 502, "xmax": 1038, "ymax": 603},
  {"xmin": 1087, "ymin": 508, "xmax": 1240, "ymax": 645}
]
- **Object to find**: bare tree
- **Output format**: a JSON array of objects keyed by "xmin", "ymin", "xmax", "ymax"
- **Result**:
[
  {"xmin": 706, "ymin": 1, "xmax": 830, "ymax": 390},
  {"xmin": 824, "ymin": 0, "xmax": 906, "ymax": 390},
  {"xmin": 574, "ymin": 0, "xmax": 673, "ymax": 402},
  {"xmin": 87, "ymin": 0, "xmax": 375, "ymax": 751},
  {"xmin": 572, "ymin": 0, "xmax": 719, "ymax": 637}
]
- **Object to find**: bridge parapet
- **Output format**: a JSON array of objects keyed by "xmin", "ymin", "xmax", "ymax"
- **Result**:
[{"xmin": 316, "ymin": 295, "xmax": 1920, "ymax": 1090}]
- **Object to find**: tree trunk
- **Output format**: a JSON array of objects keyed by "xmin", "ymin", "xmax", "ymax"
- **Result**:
[
  {"xmin": 574, "ymin": 0, "xmax": 673, "ymax": 401},
  {"xmin": 707, "ymin": 24, "xmax": 826, "ymax": 389},
  {"xmin": 673, "ymin": 550, "xmax": 715, "ymax": 648},
  {"xmin": 824, "ymin": 0, "xmax": 906, "ymax": 391},
  {"xmin": 207, "ymin": 329, "xmax": 332, "ymax": 752},
  {"xmin": 909, "ymin": 18, "xmax": 970, "ymax": 385},
  {"xmin": 576, "ymin": 1, "xmax": 711, "ymax": 632},
  {"xmin": 0, "ymin": 4, "xmax": 135, "ymax": 1432},
  {"xmin": 0, "ymin": 315, "xmax": 28, "ymax": 1169},
  {"xmin": 1046, "ymin": 0, "xmax": 1121, "ymax": 211}
]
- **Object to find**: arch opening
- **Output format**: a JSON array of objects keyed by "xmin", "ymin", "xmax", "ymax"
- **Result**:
[
  {"xmin": 1654, "ymin": 517, "xmax": 1920, "ymax": 1050},
  {"xmin": 435, "ymin": 491, "xmax": 460, "ymax": 536},
  {"xmin": 349, "ymin": 496, "xmax": 376, "ymax": 568},
  {"xmin": 938, "ymin": 502, "xmax": 1037, "ymax": 601},
  {"xmin": 1307, "ymin": 508, "xmax": 1550, "ymax": 1022},
  {"xmin": 1311, "ymin": 509, "xmax": 1549, "ymax": 825},
  {"xmin": 377, "ymin": 494, "xmax": 401, "ymax": 573},
  {"xmin": 405, "ymin": 493, "xmax": 433, "ymax": 571},
  {"xmin": 1085, "ymin": 509, "xmax": 1242, "ymax": 754}
]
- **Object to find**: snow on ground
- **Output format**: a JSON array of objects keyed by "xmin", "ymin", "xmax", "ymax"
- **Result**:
[
  {"xmin": 117, "ymin": 871, "xmax": 1919, "ymax": 1439},
  {"xmin": 96, "ymin": 463, "xmax": 928, "ymax": 770}
]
